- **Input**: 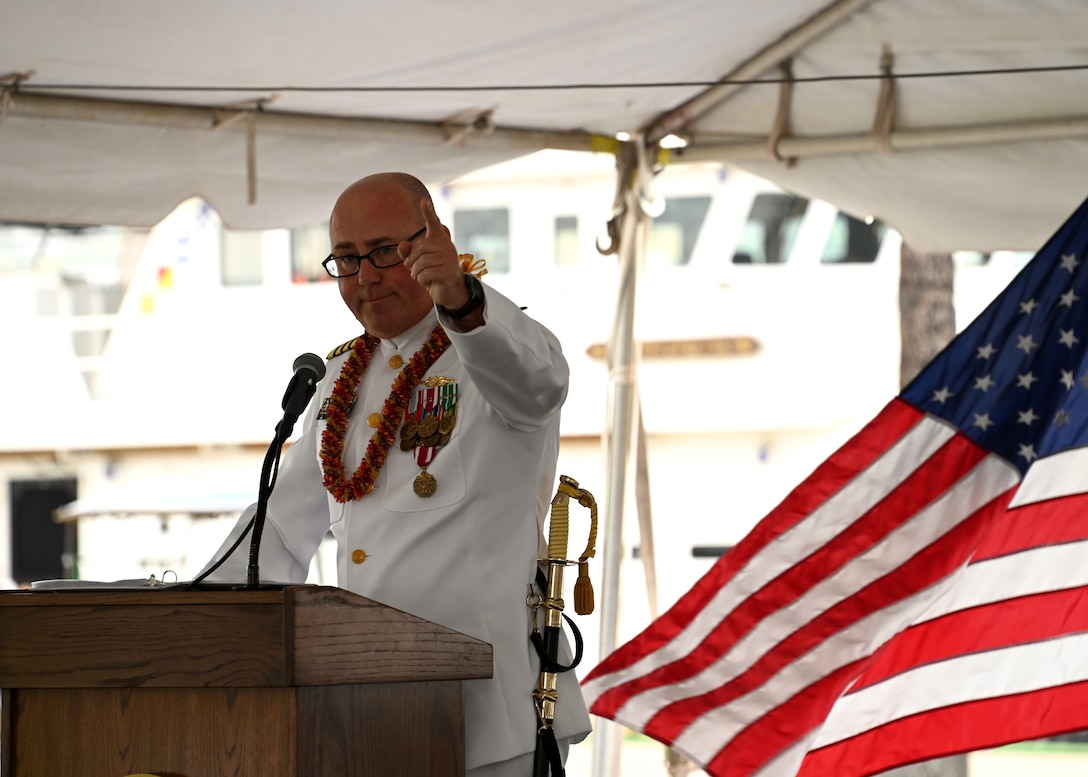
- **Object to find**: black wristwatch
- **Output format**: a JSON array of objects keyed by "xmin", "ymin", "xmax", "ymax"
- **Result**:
[{"xmin": 438, "ymin": 273, "xmax": 485, "ymax": 319}]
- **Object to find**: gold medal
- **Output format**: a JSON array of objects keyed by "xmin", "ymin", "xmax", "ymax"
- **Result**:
[
  {"xmin": 400, "ymin": 418, "xmax": 418, "ymax": 441},
  {"xmin": 417, "ymin": 415, "xmax": 439, "ymax": 437},
  {"xmin": 439, "ymin": 414, "xmax": 456, "ymax": 434},
  {"xmin": 413, "ymin": 469, "xmax": 437, "ymax": 497}
]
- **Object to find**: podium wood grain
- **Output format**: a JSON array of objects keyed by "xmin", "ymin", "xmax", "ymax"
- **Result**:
[{"xmin": 0, "ymin": 586, "xmax": 492, "ymax": 777}]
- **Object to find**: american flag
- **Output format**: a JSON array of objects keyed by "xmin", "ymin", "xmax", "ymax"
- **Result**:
[{"xmin": 581, "ymin": 196, "xmax": 1088, "ymax": 777}]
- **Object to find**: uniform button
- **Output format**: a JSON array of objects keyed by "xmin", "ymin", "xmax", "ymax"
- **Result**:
[
  {"xmin": 367, "ymin": 412, "xmax": 382, "ymax": 427},
  {"xmin": 389, "ymin": 354, "xmax": 404, "ymax": 369},
  {"xmin": 351, "ymin": 549, "xmax": 368, "ymax": 564}
]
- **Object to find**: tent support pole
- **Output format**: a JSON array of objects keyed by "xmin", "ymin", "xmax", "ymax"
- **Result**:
[
  {"xmin": 592, "ymin": 137, "xmax": 656, "ymax": 777},
  {"xmin": 6, "ymin": 90, "xmax": 617, "ymax": 155},
  {"xmin": 646, "ymin": 0, "xmax": 878, "ymax": 143},
  {"xmin": 672, "ymin": 115, "xmax": 1088, "ymax": 162}
]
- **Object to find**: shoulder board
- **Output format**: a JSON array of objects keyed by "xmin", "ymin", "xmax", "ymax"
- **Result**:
[{"xmin": 327, "ymin": 337, "xmax": 360, "ymax": 359}]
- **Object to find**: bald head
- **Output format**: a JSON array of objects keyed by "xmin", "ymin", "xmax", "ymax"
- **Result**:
[{"xmin": 333, "ymin": 172, "xmax": 433, "ymax": 217}]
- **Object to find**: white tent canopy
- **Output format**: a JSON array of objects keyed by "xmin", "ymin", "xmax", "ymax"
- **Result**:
[
  {"xmin": 0, "ymin": 0, "xmax": 741, "ymax": 229},
  {"xmin": 3, "ymin": 0, "xmax": 1088, "ymax": 250}
]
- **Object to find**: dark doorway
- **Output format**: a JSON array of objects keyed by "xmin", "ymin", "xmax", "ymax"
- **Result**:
[{"xmin": 10, "ymin": 478, "xmax": 77, "ymax": 584}]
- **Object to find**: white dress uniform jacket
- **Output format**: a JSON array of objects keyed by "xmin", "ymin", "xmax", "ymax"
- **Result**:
[{"xmin": 203, "ymin": 283, "xmax": 592, "ymax": 770}]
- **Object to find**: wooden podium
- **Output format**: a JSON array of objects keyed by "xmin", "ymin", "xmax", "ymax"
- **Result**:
[{"xmin": 0, "ymin": 585, "xmax": 493, "ymax": 777}]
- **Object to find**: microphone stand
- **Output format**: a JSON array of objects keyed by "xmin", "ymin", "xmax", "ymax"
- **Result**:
[
  {"xmin": 245, "ymin": 415, "xmax": 293, "ymax": 588},
  {"xmin": 188, "ymin": 353, "xmax": 324, "ymax": 590},
  {"xmin": 246, "ymin": 355, "xmax": 324, "ymax": 588}
]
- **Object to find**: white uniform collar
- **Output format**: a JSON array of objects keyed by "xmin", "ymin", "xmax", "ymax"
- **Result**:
[{"xmin": 377, "ymin": 309, "xmax": 439, "ymax": 356}]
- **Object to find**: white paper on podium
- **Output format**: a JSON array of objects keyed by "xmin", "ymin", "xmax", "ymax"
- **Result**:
[
  {"xmin": 29, "ymin": 577, "xmax": 166, "ymax": 590},
  {"xmin": 28, "ymin": 577, "xmax": 294, "ymax": 590}
]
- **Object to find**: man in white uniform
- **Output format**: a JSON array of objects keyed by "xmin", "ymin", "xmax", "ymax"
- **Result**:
[{"xmin": 202, "ymin": 172, "xmax": 591, "ymax": 775}]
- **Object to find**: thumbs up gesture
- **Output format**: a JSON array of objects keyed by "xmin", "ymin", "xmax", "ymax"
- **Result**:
[{"xmin": 401, "ymin": 198, "xmax": 473, "ymax": 312}]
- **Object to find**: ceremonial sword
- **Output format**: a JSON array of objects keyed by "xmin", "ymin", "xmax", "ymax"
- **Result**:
[{"xmin": 531, "ymin": 474, "xmax": 598, "ymax": 777}]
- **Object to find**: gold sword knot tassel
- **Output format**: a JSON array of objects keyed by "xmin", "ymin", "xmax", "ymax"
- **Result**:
[{"xmin": 553, "ymin": 476, "xmax": 598, "ymax": 616}]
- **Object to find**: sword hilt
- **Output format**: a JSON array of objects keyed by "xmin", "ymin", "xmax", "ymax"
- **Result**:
[{"xmin": 544, "ymin": 475, "xmax": 598, "ymax": 616}]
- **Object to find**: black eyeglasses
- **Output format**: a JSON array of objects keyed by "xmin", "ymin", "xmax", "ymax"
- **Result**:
[{"xmin": 322, "ymin": 226, "xmax": 426, "ymax": 278}]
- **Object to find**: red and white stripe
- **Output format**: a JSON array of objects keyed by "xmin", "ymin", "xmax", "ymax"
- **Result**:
[
  {"xmin": 583, "ymin": 398, "xmax": 1088, "ymax": 777},
  {"xmin": 795, "ymin": 446, "xmax": 1088, "ymax": 776}
]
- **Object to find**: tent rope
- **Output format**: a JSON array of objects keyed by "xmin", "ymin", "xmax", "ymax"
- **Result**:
[
  {"xmin": 211, "ymin": 96, "xmax": 277, "ymax": 205},
  {"xmin": 768, "ymin": 59, "xmax": 797, "ymax": 167},
  {"xmin": 873, "ymin": 44, "xmax": 898, "ymax": 152}
]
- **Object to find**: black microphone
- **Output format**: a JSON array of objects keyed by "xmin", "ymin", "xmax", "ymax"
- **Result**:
[
  {"xmin": 247, "ymin": 352, "xmax": 327, "ymax": 587},
  {"xmin": 280, "ymin": 352, "xmax": 327, "ymax": 431}
]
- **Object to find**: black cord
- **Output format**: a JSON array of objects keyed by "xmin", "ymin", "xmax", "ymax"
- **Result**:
[
  {"xmin": 245, "ymin": 427, "xmax": 286, "ymax": 587},
  {"xmin": 187, "ymin": 515, "xmax": 254, "ymax": 588},
  {"xmin": 14, "ymin": 63, "xmax": 1088, "ymax": 95},
  {"xmin": 186, "ymin": 425, "xmax": 284, "ymax": 589}
]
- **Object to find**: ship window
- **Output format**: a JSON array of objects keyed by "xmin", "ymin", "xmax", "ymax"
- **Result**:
[
  {"xmin": 647, "ymin": 195, "xmax": 712, "ymax": 268},
  {"xmin": 555, "ymin": 215, "xmax": 579, "ymax": 267},
  {"xmin": 733, "ymin": 193, "xmax": 808, "ymax": 264},
  {"xmin": 453, "ymin": 207, "xmax": 510, "ymax": 273},
  {"xmin": 820, "ymin": 213, "xmax": 886, "ymax": 264},
  {"xmin": 291, "ymin": 221, "xmax": 333, "ymax": 283},
  {"xmin": 221, "ymin": 229, "xmax": 264, "ymax": 286}
]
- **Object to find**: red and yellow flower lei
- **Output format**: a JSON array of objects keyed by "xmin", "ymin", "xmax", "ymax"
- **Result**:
[{"xmin": 320, "ymin": 325, "xmax": 451, "ymax": 502}]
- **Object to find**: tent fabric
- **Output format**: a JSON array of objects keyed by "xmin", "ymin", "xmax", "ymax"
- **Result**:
[
  {"xmin": 0, "ymin": 0, "xmax": 827, "ymax": 229},
  {"xmin": 2, "ymin": 0, "xmax": 1088, "ymax": 249},
  {"xmin": 673, "ymin": 0, "xmax": 1088, "ymax": 252}
]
